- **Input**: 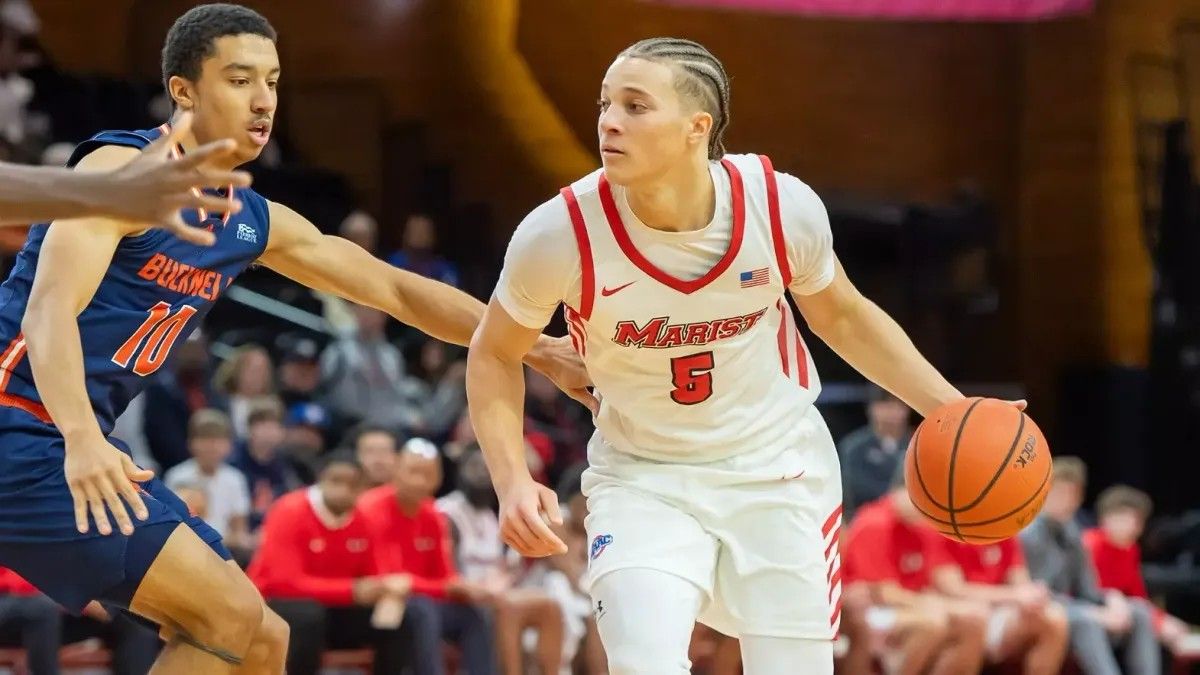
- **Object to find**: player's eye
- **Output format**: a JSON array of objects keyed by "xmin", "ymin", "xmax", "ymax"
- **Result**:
[
  {"xmin": 596, "ymin": 99, "xmax": 610, "ymax": 111},
  {"xmin": 230, "ymin": 78, "xmax": 250, "ymax": 86},
  {"xmin": 267, "ymin": 80, "xmax": 278, "ymax": 90},
  {"xmin": 628, "ymin": 102, "xmax": 648, "ymax": 113}
]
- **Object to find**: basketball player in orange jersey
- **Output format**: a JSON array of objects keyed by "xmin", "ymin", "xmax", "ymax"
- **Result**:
[
  {"xmin": 466, "ymin": 38, "xmax": 1023, "ymax": 674},
  {"xmin": 0, "ymin": 112, "xmax": 245, "ymax": 243}
]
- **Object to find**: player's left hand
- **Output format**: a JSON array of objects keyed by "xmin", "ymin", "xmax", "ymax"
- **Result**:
[
  {"xmin": 532, "ymin": 335, "xmax": 598, "ymax": 415},
  {"xmin": 498, "ymin": 476, "xmax": 569, "ymax": 558},
  {"xmin": 1005, "ymin": 399, "xmax": 1028, "ymax": 411}
]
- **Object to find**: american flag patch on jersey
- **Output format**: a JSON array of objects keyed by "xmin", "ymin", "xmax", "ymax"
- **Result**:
[{"xmin": 739, "ymin": 267, "xmax": 770, "ymax": 288}]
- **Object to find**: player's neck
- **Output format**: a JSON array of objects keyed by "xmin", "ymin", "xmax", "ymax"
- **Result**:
[
  {"xmin": 625, "ymin": 155, "xmax": 714, "ymax": 233},
  {"xmin": 167, "ymin": 114, "xmax": 241, "ymax": 171}
]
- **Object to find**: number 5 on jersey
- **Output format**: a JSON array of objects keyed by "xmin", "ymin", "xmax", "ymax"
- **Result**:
[
  {"xmin": 111, "ymin": 301, "xmax": 197, "ymax": 376},
  {"xmin": 670, "ymin": 351, "xmax": 715, "ymax": 405}
]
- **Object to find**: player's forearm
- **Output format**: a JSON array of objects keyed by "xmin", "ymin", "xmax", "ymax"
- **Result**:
[
  {"xmin": 811, "ymin": 294, "xmax": 962, "ymax": 416},
  {"xmin": 0, "ymin": 164, "xmax": 110, "ymax": 224},
  {"xmin": 465, "ymin": 347, "xmax": 532, "ymax": 493},
  {"xmin": 22, "ymin": 303, "xmax": 104, "ymax": 442},
  {"xmin": 390, "ymin": 271, "xmax": 561, "ymax": 373}
]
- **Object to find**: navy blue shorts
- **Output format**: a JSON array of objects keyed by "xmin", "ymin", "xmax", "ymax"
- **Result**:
[{"xmin": 0, "ymin": 405, "xmax": 230, "ymax": 613}]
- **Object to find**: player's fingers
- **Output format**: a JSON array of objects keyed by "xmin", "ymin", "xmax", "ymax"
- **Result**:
[
  {"xmin": 114, "ymin": 466, "xmax": 149, "ymax": 522},
  {"xmin": 565, "ymin": 387, "xmax": 600, "ymax": 416},
  {"xmin": 501, "ymin": 516, "xmax": 540, "ymax": 556},
  {"xmin": 518, "ymin": 504, "xmax": 566, "ymax": 556},
  {"xmin": 191, "ymin": 168, "xmax": 251, "ymax": 190},
  {"xmin": 120, "ymin": 456, "xmax": 154, "ymax": 482},
  {"xmin": 70, "ymin": 484, "xmax": 89, "ymax": 534},
  {"xmin": 82, "ymin": 482, "xmax": 113, "ymax": 536},
  {"xmin": 174, "ymin": 139, "xmax": 237, "ymax": 168},
  {"xmin": 179, "ymin": 191, "xmax": 243, "ymax": 215},
  {"xmin": 168, "ymin": 220, "xmax": 217, "ymax": 246},
  {"xmin": 144, "ymin": 112, "xmax": 193, "ymax": 158},
  {"xmin": 538, "ymin": 488, "xmax": 564, "ymax": 527},
  {"xmin": 1007, "ymin": 399, "xmax": 1028, "ymax": 411},
  {"xmin": 97, "ymin": 474, "xmax": 134, "ymax": 536}
]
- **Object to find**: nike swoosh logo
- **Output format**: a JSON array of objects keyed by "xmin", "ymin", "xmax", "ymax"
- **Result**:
[{"xmin": 601, "ymin": 281, "xmax": 636, "ymax": 297}]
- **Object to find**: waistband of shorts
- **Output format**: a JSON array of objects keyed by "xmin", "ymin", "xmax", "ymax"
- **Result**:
[{"xmin": 0, "ymin": 392, "xmax": 52, "ymax": 424}]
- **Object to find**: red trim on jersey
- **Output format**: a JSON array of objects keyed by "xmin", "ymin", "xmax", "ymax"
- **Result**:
[
  {"xmin": 823, "ymin": 503, "xmax": 843, "ymax": 630},
  {"xmin": 777, "ymin": 300, "xmax": 811, "ymax": 389},
  {"xmin": 822, "ymin": 505, "xmax": 844, "ymax": 537},
  {"xmin": 563, "ymin": 306, "xmax": 587, "ymax": 357},
  {"xmin": 794, "ymin": 323, "xmax": 810, "ymax": 389},
  {"xmin": 560, "ymin": 187, "xmax": 595, "ymax": 321},
  {"xmin": 0, "ymin": 392, "xmax": 50, "ymax": 424},
  {"xmin": 0, "ymin": 335, "xmax": 26, "ymax": 393},
  {"xmin": 597, "ymin": 158, "xmax": 746, "ymax": 295},
  {"xmin": 759, "ymin": 155, "xmax": 793, "ymax": 287},
  {"xmin": 776, "ymin": 300, "xmax": 790, "ymax": 377}
]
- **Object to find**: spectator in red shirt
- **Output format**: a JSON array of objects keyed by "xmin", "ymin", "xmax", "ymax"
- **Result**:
[
  {"xmin": 840, "ymin": 480, "xmax": 986, "ymax": 675},
  {"xmin": 1082, "ymin": 485, "xmax": 1191, "ymax": 649},
  {"xmin": 359, "ymin": 438, "xmax": 497, "ymax": 675},
  {"xmin": 0, "ymin": 567, "xmax": 61, "ymax": 674},
  {"xmin": 934, "ymin": 537, "xmax": 1069, "ymax": 674},
  {"xmin": 248, "ymin": 451, "xmax": 442, "ymax": 675}
]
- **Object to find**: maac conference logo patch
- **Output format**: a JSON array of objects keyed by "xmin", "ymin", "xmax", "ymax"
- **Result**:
[{"xmin": 590, "ymin": 534, "xmax": 613, "ymax": 561}]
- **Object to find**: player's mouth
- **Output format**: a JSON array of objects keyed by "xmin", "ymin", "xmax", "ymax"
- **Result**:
[
  {"xmin": 248, "ymin": 121, "xmax": 271, "ymax": 146},
  {"xmin": 600, "ymin": 145, "xmax": 624, "ymax": 157}
]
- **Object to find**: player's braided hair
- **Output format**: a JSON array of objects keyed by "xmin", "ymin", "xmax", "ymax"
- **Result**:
[
  {"xmin": 619, "ymin": 38, "xmax": 731, "ymax": 160},
  {"xmin": 161, "ymin": 3, "xmax": 277, "ymax": 92}
]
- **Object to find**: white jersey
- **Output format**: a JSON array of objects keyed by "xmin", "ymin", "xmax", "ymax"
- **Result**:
[
  {"xmin": 496, "ymin": 154, "xmax": 835, "ymax": 463},
  {"xmin": 436, "ymin": 491, "xmax": 504, "ymax": 582}
]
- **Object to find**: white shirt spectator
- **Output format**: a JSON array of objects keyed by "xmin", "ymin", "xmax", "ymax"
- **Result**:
[{"xmin": 164, "ymin": 460, "xmax": 251, "ymax": 537}]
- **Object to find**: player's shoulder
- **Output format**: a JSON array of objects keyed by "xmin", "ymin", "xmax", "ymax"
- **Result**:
[{"xmin": 67, "ymin": 127, "xmax": 161, "ymax": 168}]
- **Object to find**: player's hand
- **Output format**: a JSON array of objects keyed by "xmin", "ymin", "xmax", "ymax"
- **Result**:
[
  {"xmin": 63, "ymin": 436, "xmax": 154, "ymax": 536},
  {"xmin": 1004, "ymin": 399, "xmax": 1028, "ymax": 411},
  {"xmin": 498, "ymin": 476, "xmax": 568, "ymax": 558},
  {"xmin": 100, "ymin": 112, "xmax": 252, "ymax": 245},
  {"xmin": 530, "ymin": 335, "xmax": 598, "ymax": 415}
]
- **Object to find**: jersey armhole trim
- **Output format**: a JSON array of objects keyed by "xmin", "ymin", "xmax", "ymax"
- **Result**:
[
  {"xmin": 759, "ymin": 154, "xmax": 793, "ymax": 288},
  {"xmin": 560, "ymin": 186, "xmax": 595, "ymax": 321}
]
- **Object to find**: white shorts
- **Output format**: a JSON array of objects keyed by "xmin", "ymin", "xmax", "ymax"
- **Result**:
[{"xmin": 580, "ymin": 406, "xmax": 844, "ymax": 641}]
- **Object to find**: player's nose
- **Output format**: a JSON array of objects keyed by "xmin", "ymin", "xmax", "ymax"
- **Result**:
[{"xmin": 598, "ymin": 108, "xmax": 622, "ymax": 135}]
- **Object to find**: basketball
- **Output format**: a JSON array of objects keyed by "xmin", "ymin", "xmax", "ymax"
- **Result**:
[{"xmin": 904, "ymin": 397, "xmax": 1051, "ymax": 544}]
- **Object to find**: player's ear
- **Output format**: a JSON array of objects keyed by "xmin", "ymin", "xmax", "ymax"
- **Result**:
[
  {"xmin": 687, "ymin": 111, "xmax": 712, "ymax": 147},
  {"xmin": 167, "ymin": 75, "xmax": 196, "ymax": 111}
]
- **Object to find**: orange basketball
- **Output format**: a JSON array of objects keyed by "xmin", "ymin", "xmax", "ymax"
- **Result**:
[{"xmin": 904, "ymin": 397, "xmax": 1051, "ymax": 544}]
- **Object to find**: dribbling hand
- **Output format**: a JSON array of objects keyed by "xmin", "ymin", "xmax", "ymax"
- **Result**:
[
  {"xmin": 101, "ymin": 111, "xmax": 252, "ymax": 245},
  {"xmin": 63, "ymin": 437, "xmax": 154, "ymax": 536},
  {"xmin": 498, "ymin": 477, "xmax": 568, "ymax": 558}
]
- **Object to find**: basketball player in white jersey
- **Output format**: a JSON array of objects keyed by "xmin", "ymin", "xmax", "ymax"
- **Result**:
[{"xmin": 466, "ymin": 38, "xmax": 986, "ymax": 675}]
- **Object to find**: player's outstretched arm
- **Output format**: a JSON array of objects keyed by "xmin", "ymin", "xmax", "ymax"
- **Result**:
[
  {"xmin": 0, "ymin": 113, "xmax": 250, "ymax": 244},
  {"xmin": 260, "ymin": 200, "xmax": 594, "ymax": 409},
  {"xmin": 22, "ymin": 145, "xmax": 155, "ymax": 537},
  {"xmin": 466, "ymin": 298, "xmax": 567, "ymax": 558},
  {"xmin": 793, "ymin": 259, "xmax": 964, "ymax": 417}
]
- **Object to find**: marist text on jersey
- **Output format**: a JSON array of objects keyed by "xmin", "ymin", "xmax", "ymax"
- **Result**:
[{"xmin": 611, "ymin": 307, "xmax": 769, "ymax": 349}]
